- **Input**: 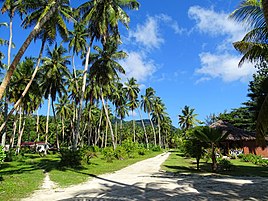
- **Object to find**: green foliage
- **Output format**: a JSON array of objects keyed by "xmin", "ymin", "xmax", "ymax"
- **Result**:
[
  {"xmin": 59, "ymin": 149, "xmax": 82, "ymax": 167},
  {"xmin": 150, "ymin": 144, "xmax": 162, "ymax": 152},
  {"xmin": 122, "ymin": 139, "xmax": 139, "ymax": 158},
  {"xmin": 240, "ymin": 154, "xmax": 268, "ymax": 166},
  {"xmin": 114, "ymin": 145, "xmax": 128, "ymax": 160},
  {"xmin": 218, "ymin": 159, "xmax": 233, "ymax": 171},
  {"xmin": 0, "ymin": 146, "xmax": 6, "ymax": 163},
  {"xmin": 102, "ymin": 147, "xmax": 115, "ymax": 162}
]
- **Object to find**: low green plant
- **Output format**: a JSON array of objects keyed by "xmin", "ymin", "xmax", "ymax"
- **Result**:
[
  {"xmin": 114, "ymin": 145, "xmax": 128, "ymax": 160},
  {"xmin": 0, "ymin": 146, "xmax": 6, "ymax": 163},
  {"xmin": 59, "ymin": 149, "xmax": 82, "ymax": 167},
  {"xmin": 102, "ymin": 147, "xmax": 115, "ymax": 162},
  {"xmin": 218, "ymin": 159, "xmax": 233, "ymax": 171}
]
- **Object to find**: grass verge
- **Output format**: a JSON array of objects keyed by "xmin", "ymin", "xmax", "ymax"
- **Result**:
[
  {"xmin": 162, "ymin": 150, "xmax": 268, "ymax": 177},
  {"xmin": 0, "ymin": 150, "xmax": 162, "ymax": 200}
]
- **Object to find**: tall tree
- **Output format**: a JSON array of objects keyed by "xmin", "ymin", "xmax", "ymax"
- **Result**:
[
  {"xmin": 230, "ymin": 0, "xmax": 268, "ymax": 140},
  {"xmin": 89, "ymin": 38, "xmax": 127, "ymax": 149},
  {"xmin": 74, "ymin": 0, "xmax": 139, "ymax": 150},
  {"xmin": 125, "ymin": 77, "xmax": 140, "ymax": 142},
  {"xmin": 141, "ymin": 87, "xmax": 157, "ymax": 145},
  {"xmin": 178, "ymin": 105, "xmax": 199, "ymax": 134},
  {"xmin": 0, "ymin": 0, "xmax": 70, "ymax": 99},
  {"xmin": 40, "ymin": 43, "xmax": 70, "ymax": 148}
]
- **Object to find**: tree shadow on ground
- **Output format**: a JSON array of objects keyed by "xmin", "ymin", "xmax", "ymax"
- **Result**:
[{"xmin": 58, "ymin": 171, "xmax": 268, "ymax": 201}]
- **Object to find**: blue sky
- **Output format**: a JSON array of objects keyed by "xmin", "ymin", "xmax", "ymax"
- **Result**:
[{"xmin": 0, "ymin": 0, "xmax": 257, "ymax": 127}]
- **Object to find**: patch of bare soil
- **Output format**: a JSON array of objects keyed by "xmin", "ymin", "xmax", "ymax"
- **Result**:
[{"xmin": 21, "ymin": 152, "xmax": 268, "ymax": 201}]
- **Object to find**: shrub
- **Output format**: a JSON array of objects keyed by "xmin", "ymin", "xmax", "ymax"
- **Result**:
[
  {"xmin": 0, "ymin": 146, "xmax": 6, "ymax": 163},
  {"xmin": 122, "ymin": 139, "xmax": 139, "ymax": 158},
  {"xmin": 102, "ymin": 147, "xmax": 115, "ymax": 162},
  {"xmin": 150, "ymin": 145, "xmax": 162, "ymax": 152},
  {"xmin": 218, "ymin": 159, "xmax": 233, "ymax": 171},
  {"xmin": 114, "ymin": 146, "xmax": 127, "ymax": 160},
  {"xmin": 59, "ymin": 149, "xmax": 82, "ymax": 167}
]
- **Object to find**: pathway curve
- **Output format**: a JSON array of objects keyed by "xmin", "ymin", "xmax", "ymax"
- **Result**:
[{"xmin": 22, "ymin": 152, "xmax": 268, "ymax": 201}]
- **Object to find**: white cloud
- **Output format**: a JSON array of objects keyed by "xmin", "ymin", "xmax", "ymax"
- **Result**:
[
  {"xmin": 129, "ymin": 16, "xmax": 164, "ymax": 49},
  {"xmin": 188, "ymin": 6, "xmax": 246, "ymax": 43},
  {"xmin": 120, "ymin": 51, "xmax": 157, "ymax": 83},
  {"xmin": 128, "ymin": 14, "xmax": 183, "ymax": 50},
  {"xmin": 195, "ymin": 52, "xmax": 256, "ymax": 82}
]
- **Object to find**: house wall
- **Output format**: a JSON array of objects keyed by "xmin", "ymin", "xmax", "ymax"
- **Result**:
[{"xmin": 243, "ymin": 141, "xmax": 268, "ymax": 158}]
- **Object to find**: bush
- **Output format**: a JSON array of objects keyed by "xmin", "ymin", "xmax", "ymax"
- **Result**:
[
  {"xmin": 102, "ymin": 147, "xmax": 115, "ymax": 162},
  {"xmin": 60, "ymin": 149, "xmax": 82, "ymax": 167},
  {"xmin": 218, "ymin": 159, "xmax": 233, "ymax": 171},
  {"xmin": 0, "ymin": 146, "xmax": 6, "ymax": 163},
  {"xmin": 150, "ymin": 145, "xmax": 162, "ymax": 152},
  {"xmin": 122, "ymin": 139, "xmax": 139, "ymax": 158},
  {"xmin": 114, "ymin": 146, "xmax": 127, "ymax": 160},
  {"xmin": 240, "ymin": 154, "xmax": 268, "ymax": 167}
]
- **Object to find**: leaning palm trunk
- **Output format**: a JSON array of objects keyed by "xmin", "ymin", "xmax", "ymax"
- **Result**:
[
  {"xmin": 16, "ymin": 110, "xmax": 26, "ymax": 154},
  {"xmin": 157, "ymin": 115, "xmax": 161, "ymax": 147},
  {"xmin": 10, "ymin": 110, "xmax": 18, "ymax": 148},
  {"xmin": 0, "ymin": 40, "xmax": 45, "ymax": 134},
  {"xmin": 0, "ymin": 1, "xmax": 60, "ymax": 99},
  {"xmin": 74, "ymin": 41, "xmax": 92, "ymax": 151},
  {"xmin": 148, "ymin": 113, "xmax": 156, "ymax": 146},
  {"xmin": 1, "ymin": 18, "xmax": 13, "ymax": 146},
  {"xmin": 101, "ymin": 90, "xmax": 116, "ymax": 149},
  {"xmin": 138, "ymin": 109, "xmax": 148, "ymax": 148},
  {"xmin": 45, "ymin": 89, "xmax": 52, "ymax": 145},
  {"xmin": 132, "ymin": 110, "xmax": 136, "ymax": 142},
  {"xmin": 52, "ymin": 101, "xmax": 59, "ymax": 150}
]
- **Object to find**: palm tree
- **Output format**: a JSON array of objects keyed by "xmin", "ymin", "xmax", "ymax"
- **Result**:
[
  {"xmin": 230, "ymin": 0, "xmax": 268, "ymax": 141},
  {"xmin": 178, "ymin": 105, "xmax": 199, "ymax": 134},
  {"xmin": 73, "ymin": 0, "xmax": 139, "ymax": 150},
  {"xmin": 55, "ymin": 95, "xmax": 72, "ymax": 145},
  {"xmin": 0, "ymin": 0, "xmax": 70, "ymax": 99},
  {"xmin": 0, "ymin": 0, "xmax": 73, "ymax": 137},
  {"xmin": 89, "ymin": 38, "xmax": 127, "ymax": 149},
  {"xmin": 141, "ymin": 87, "xmax": 157, "ymax": 145},
  {"xmin": 125, "ymin": 77, "xmax": 140, "ymax": 142},
  {"xmin": 40, "ymin": 43, "xmax": 70, "ymax": 148},
  {"xmin": 193, "ymin": 126, "xmax": 229, "ymax": 172},
  {"xmin": 151, "ymin": 96, "xmax": 166, "ymax": 147}
]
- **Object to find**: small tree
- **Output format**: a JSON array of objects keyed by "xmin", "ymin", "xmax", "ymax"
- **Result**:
[
  {"xmin": 183, "ymin": 127, "xmax": 207, "ymax": 170},
  {"xmin": 193, "ymin": 126, "xmax": 229, "ymax": 172}
]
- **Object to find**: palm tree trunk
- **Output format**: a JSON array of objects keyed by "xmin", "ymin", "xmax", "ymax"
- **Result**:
[
  {"xmin": 10, "ymin": 110, "xmax": 18, "ymax": 148},
  {"xmin": 157, "ymin": 115, "xmax": 161, "ymax": 147},
  {"xmin": 138, "ymin": 109, "xmax": 148, "ymax": 148},
  {"xmin": 74, "ymin": 40, "xmax": 93, "ymax": 151},
  {"xmin": 36, "ymin": 110, "xmax": 40, "ymax": 141},
  {"xmin": 16, "ymin": 111, "xmax": 26, "ymax": 154},
  {"xmin": 132, "ymin": 110, "xmax": 136, "ymax": 142},
  {"xmin": 45, "ymin": 88, "xmax": 52, "ymax": 144},
  {"xmin": 262, "ymin": 0, "xmax": 268, "ymax": 27},
  {"xmin": 1, "ymin": 18, "xmax": 13, "ymax": 147},
  {"xmin": 0, "ymin": 2, "xmax": 60, "ymax": 99},
  {"xmin": 52, "ymin": 100, "xmax": 59, "ymax": 150},
  {"xmin": 211, "ymin": 143, "xmax": 217, "ymax": 172},
  {"xmin": 120, "ymin": 119, "xmax": 123, "ymax": 145},
  {"xmin": 0, "ymin": 40, "xmax": 45, "ymax": 134},
  {"xmin": 148, "ymin": 113, "xmax": 156, "ymax": 146},
  {"xmin": 96, "ymin": 106, "xmax": 103, "ymax": 146},
  {"xmin": 101, "ymin": 90, "xmax": 116, "ymax": 149},
  {"xmin": 105, "ymin": 119, "xmax": 108, "ymax": 147}
]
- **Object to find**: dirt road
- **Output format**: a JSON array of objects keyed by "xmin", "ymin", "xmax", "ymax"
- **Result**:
[{"xmin": 22, "ymin": 152, "xmax": 268, "ymax": 201}]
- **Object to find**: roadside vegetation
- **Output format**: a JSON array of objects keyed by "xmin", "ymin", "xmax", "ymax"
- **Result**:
[
  {"xmin": 162, "ymin": 150, "xmax": 268, "ymax": 177},
  {"xmin": 0, "ymin": 143, "xmax": 162, "ymax": 201}
]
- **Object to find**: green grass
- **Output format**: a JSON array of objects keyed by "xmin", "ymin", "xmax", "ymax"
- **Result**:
[
  {"xmin": 162, "ymin": 150, "xmax": 268, "ymax": 177},
  {"xmin": 49, "ymin": 151, "xmax": 162, "ymax": 187},
  {"xmin": 0, "ymin": 151, "xmax": 162, "ymax": 200}
]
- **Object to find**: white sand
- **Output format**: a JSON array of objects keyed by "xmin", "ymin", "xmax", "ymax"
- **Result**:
[{"xmin": 21, "ymin": 152, "xmax": 268, "ymax": 201}]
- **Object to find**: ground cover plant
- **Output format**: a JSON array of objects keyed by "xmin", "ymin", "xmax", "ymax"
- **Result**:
[
  {"xmin": 162, "ymin": 150, "xmax": 268, "ymax": 177},
  {"xmin": 0, "ymin": 145, "xmax": 162, "ymax": 201}
]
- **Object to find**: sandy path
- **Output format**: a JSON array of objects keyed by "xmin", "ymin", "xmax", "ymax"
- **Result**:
[{"xmin": 22, "ymin": 152, "xmax": 268, "ymax": 201}]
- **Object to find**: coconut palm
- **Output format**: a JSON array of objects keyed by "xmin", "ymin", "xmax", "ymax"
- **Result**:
[
  {"xmin": 0, "ymin": 0, "xmax": 71, "ymax": 99},
  {"xmin": 178, "ymin": 105, "xmax": 199, "ymax": 134},
  {"xmin": 73, "ymin": 0, "xmax": 139, "ymax": 150},
  {"xmin": 89, "ymin": 38, "xmax": 127, "ymax": 149},
  {"xmin": 125, "ymin": 77, "xmax": 140, "ymax": 142},
  {"xmin": 151, "ymin": 96, "xmax": 166, "ymax": 147},
  {"xmin": 141, "ymin": 87, "xmax": 157, "ymax": 145},
  {"xmin": 230, "ymin": 0, "xmax": 268, "ymax": 141},
  {"xmin": 40, "ymin": 43, "xmax": 70, "ymax": 148}
]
